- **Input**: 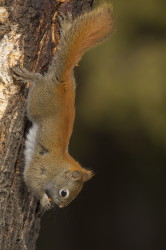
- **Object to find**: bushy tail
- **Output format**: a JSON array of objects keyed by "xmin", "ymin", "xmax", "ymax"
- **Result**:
[{"xmin": 47, "ymin": 2, "xmax": 113, "ymax": 82}]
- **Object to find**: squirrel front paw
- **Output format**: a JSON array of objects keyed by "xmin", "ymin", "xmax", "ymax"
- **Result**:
[{"xmin": 40, "ymin": 194, "xmax": 53, "ymax": 210}]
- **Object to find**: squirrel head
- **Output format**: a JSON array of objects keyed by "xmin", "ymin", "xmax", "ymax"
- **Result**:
[
  {"xmin": 44, "ymin": 165, "xmax": 93, "ymax": 208},
  {"xmin": 24, "ymin": 151, "xmax": 94, "ymax": 209}
]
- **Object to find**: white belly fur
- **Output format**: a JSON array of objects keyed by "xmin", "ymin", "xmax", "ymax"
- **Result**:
[{"xmin": 24, "ymin": 123, "xmax": 39, "ymax": 172}]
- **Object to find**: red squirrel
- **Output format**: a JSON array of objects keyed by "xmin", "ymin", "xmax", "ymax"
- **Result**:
[{"xmin": 13, "ymin": 3, "xmax": 113, "ymax": 209}]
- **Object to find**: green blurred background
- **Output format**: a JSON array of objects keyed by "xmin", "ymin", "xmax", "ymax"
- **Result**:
[{"xmin": 37, "ymin": 0, "xmax": 166, "ymax": 249}]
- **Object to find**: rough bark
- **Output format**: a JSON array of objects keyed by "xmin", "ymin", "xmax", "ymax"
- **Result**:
[{"xmin": 0, "ymin": 0, "xmax": 94, "ymax": 249}]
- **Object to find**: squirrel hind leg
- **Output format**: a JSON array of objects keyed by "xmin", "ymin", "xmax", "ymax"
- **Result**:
[{"xmin": 11, "ymin": 66, "xmax": 43, "ymax": 83}]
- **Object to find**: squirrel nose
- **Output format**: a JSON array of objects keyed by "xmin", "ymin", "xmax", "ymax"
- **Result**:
[
  {"xmin": 54, "ymin": 198, "xmax": 63, "ymax": 208},
  {"xmin": 59, "ymin": 204, "xmax": 64, "ymax": 208}
]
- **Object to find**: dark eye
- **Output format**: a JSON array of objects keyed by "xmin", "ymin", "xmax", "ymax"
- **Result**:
[{"xmin": 59, "ymin": 189, "xmax": 69, "ymax": 198}]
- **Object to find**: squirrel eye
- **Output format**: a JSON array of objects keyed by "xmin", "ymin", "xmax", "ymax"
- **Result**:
[{"xmin": 59, "ymin": 189, "xmax": 69, "ymax": 198}]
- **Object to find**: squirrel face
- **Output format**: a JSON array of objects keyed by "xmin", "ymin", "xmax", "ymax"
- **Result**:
[{"xmin": 44, "ymin": 169, "xmax": 84, "ymax": 208}]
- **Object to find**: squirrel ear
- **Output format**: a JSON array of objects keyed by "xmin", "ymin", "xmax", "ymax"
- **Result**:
[
  {"xmin": 66, "ymin": 169, "xmax": 94, "ymax": 182},
  {"xmin": 82, "ymin": 169, "xmax": 94, "ymax": 182},
  {"xmin": 67, "ymin": 170, "xmax": 82, "ymax": 181}
]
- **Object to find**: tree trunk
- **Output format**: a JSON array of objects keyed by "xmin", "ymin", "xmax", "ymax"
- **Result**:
[{"xmin": 0, "ymin": 0, "xmax": 94, "ymax": 249}]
